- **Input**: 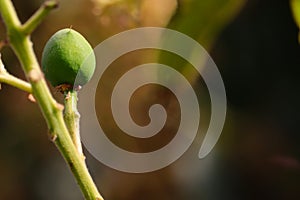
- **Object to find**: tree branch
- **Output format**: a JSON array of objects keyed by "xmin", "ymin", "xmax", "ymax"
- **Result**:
[
  {"xmin": 0, "ymin": 1, "xmax": 104, "ymax": 199},
  {"xmin": 21, "ymin": 0, "xmax": 59, "ymax": 35}
]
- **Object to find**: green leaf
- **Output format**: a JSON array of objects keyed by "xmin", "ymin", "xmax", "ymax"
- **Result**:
[{"xmin": 291, "ymin": 0, "xmax": 300, "ymax": 27}]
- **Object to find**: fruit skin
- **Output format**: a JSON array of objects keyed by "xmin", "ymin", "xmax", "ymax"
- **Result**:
[{"xmin": 42, "ymin": 28, "xmax": 95, "ymax": 88}]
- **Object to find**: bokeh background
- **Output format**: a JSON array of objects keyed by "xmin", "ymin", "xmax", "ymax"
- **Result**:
[{"xmin": 1, "ymin": 0, "xmax": 300, "ymax": 199}]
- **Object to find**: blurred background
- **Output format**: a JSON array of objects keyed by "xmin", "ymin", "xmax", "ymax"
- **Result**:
[{"xmin": 1, "ymin": 0, "xmax": 300, "ymax": 199}]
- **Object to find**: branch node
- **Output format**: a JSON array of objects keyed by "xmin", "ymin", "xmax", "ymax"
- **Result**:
[
  {"xmin": 44, "ymin": 0, "xmax": 59, "ymax": 9},
  {"xmin": 50, "ymin": 133, "xmax": 57, "ymax": 142},
  {"xmin": 28, "ymin": 93, "xmax": 37, "ymax": 103},
  {"xmin": 28, "ymin": 69, "xmax": 42, "ymax": 82}
]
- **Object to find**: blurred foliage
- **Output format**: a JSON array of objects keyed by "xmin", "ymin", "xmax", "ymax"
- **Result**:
[
  {"xmin": 290, "ymin": 0, "xmax": 300, "ymax": 42},
  {"xmin": 291, "ymin": 0, "xmax": 300, "ymax": 27},
  {"xmin": 169, "ymin": 0, "xmax": 245, "ymax": 49},
  {"xmin": 159, "ymin": 0, "xmax": 246, "ymax": 81},
  {"xmin": 1, "ymin": 0, "xmax": 300, "ymax": 200}
]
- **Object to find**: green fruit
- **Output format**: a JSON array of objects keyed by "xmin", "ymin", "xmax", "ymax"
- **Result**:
[{"xmin": 42, "ymin": 28, "xmax": 96, "ymax": 88}]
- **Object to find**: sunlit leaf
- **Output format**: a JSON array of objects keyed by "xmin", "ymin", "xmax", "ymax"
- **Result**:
[{"xmin": 290, "ymin": 0, "xmax": 300, "ymax": 42}]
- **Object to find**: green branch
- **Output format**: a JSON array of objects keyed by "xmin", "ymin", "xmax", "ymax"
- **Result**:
[
  {"xmin": 0, "ymin": 73, "xmax": 32, "ymax": 92},
  {"xmin": 64, "ymin": 89, "xmax": 84, "ymax": 157},
  {"xmin": 21, "ymin": 0, "xmax": 59, "ymax": 35},
  {"xmin": 0, "ymin": 54, "xmax": 32, "ymax": 92},
  {"xmin": 0, "ymin": 0, "xmax": 104, "ymax": 199}
]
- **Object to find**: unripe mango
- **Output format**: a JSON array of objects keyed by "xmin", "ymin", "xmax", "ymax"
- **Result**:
[{"xmin": 42, "ymin": 28, "xmax": 95, "ymax": 88}]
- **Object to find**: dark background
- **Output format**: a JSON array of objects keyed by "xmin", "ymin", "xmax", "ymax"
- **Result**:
[{"xmin": 0, "ymin": 0, "xmax": 300, "ymax": 199}]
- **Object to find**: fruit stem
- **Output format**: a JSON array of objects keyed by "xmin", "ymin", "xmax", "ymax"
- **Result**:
[{"xmin": 64, "ymin": 89, "xmax": 84, "ymax": 157}]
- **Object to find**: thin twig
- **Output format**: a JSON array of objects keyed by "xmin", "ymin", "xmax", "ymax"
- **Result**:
[
  {"xmin": 0, "ymin": 73, "xmax": 32, "ymax": 92},
  {"xmin": 0, "ymin": 54, "xmax": 32, "ymax": 92},
  {"xmin": 21, "ymin": 0, "xmax": 59, "ymax": 35}
]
